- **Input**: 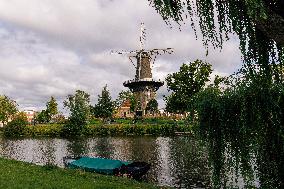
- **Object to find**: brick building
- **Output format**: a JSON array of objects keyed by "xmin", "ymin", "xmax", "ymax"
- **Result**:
[
  {"xmin": 23, "ymin": 109, "xmax": 36, "ymax": 123},
  {"xmin": 115, "ymin": 100, "xmax": 134, "ymax": 118}
]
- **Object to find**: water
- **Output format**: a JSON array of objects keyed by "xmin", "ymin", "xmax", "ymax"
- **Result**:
[{"xmin": 0, "ymin": 136, "xmax": 211, "ymax": 188}]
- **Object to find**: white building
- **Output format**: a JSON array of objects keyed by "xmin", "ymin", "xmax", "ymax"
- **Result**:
[{"xmin": 23, "ymin": 109, "xmax": 36, "ymax": 123}]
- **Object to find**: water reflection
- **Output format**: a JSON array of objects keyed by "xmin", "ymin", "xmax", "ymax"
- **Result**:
[
  {"xmin": 155, "ymin": 137, "xmax": 175, "ymax": 187},
  {"xmin": 0, "ymin": 136, "xmax": 210, "ymax": 188}
]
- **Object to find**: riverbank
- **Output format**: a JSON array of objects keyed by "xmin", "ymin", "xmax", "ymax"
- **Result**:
[
  {"xmin": 0, "ymin": 157, "xmax": 159, "ymax": 189},
  {"xmin": 2, "ymin": 118, "xmax": 192, "ymax": 137}
]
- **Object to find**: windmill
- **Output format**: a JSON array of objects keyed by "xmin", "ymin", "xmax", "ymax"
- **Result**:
[{"xmin": 112, "ymin": 23, "xmax": 174, "ymax": 116}]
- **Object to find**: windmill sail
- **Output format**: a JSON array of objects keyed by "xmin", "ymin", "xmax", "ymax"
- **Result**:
[{"xmin": 111, "ymin": 23, "xmax": 174, "ymax": 116}]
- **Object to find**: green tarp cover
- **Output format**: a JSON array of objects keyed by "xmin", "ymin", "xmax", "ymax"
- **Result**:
[{"xmin": 68, "ymin": 157, "xmax": 131, "ymax": 175}]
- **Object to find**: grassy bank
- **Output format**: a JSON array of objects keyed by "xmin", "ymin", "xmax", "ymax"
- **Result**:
[
  {"xmin": 0, "ymin": 157, "xmax": 158, "ymax": 189},
  {"xmin": 4, "ymin": 118, "xmax": 192, "ymax": 137}
]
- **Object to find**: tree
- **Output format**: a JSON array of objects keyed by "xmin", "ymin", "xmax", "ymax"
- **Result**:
[
  {"xmin": 35, "ymin": 110, "xmax": 49, "ymax": 124},
  {"xmin": 93, "ymin": 85, "xmax": 114, "ymax": 122},
  {"xmin": 129, "ymin": 95, "xmax": 138, "ymax": 113},
  {"xmin": 0, "ymin": 95, "xmax": 18, "ymax": 126},
  {"xmin": 3, "ymin": 112, "xmax": 28, "ymax": 137},
  {"xmin": 149, "ymin": 0, "xmax": 283, "ymax": 75},
  {"xmin": 164, "ymin": 92, "xmax": 184, "ymax": 114},
  {"xmin": 52, "ymin": 113, "xmax": 66, "ymax": 124},
  {"xmin": 165, "ymin": 59, "xmax": 212, "ymax": 114},
  {"xmin": 63, "ymin": 90, "xmax": 91, "ymax": 135},
  {"xmin": 146, "ymin": 99, "xmax": 159, "ymax": 115},
  {"xmin": 149, "ymin": 2, "xmax": 284, "ymax": 187},
  {"xmin": 46, "ymin": 96, "xmax": 58, "ymax": 122},
  {"xmin": 114, "ymin": 90, "xmax": 137, "ymax": 113},
  {"xmin": 114, "ymin": 90, "xmax": 133, "ymax": 109}
]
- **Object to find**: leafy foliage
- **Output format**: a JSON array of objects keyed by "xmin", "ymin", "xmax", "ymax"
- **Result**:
[
  {"xmin": 2, "ymin": 118, "xmax": 190, "ymax": 137},
  {"xmin": 3, "ymin": 112, "xmax": 28, "ymax": 137},
  {"xmin": 35, "ymin": 97, "xmax": 59, "ymax": 124},
  {"xmin": 149, "ymin": 0, "xmax": 283, "ymax": 66},
  {"xmin": 35, "ymin": 110, "xmax": 50, "ymax": 124},
  {"xmin": 84, "ymin": 120, "xmax": 189, "ymax": 136},
  {"xmin": 0, "ymin": 95, "xmax": 18, "ymax": 125},
  {"xmin": 129, "ymin": 95, "xmax": 138, "ymax": 113},
  {"xmin": 194, "ymin": 66, "xmax": 284, "ymax": 188},
  {"xmin": 114, "ymin": 90, "xmax": 137, "ymax": 113},
  {"xmin": 46, "ymin": 96, "xmax": 58, "ymax": 122},
  {"xmin": 145, "ymin": 99, "xmax": 159, "ymax": 115},
  {"xmin": 114, "ymin": 90, "xmax": 132, "ymax": 108},
  {"xmin": 24, "ymin": 124, "xmax": 63, "ymax": 137},
  {"xmin": 151, "ymin": 2, "xmax": 283, "ymax": 187},
  {"xmin": 51, "ymin": 113, "xmax": 66, "ymax": 124},
  {"xmin": 63, "ymin": 90, "xmax": 91, "ymax": 136},
  {"xmin": 165, "ymin": 59, "xmax": 212, "ymax": 113},
  {"xmin": 92, "ymin": 85, "xmax": 114, "ymax": 121}
]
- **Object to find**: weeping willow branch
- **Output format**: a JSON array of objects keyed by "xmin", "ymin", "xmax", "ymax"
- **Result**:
[{"xmin": 149, "ymin": 0, "xmax": 284, "ymax": 66}]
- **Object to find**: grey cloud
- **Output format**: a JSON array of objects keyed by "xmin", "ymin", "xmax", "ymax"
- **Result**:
[{"xmin": 0, "ymin": 0, "xmax": 242, "ymax": 110}]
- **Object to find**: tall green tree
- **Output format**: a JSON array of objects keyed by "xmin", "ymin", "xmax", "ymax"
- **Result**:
[
  {"xmin": 165, "ymin": 59, "xmax": 212, "ymax": 114},
  {"xmin": 35, "ymin": 110, "xmax": 49, "ymax": 124},
  {"xmin": 0, "ymin": 95, "xmax": 18, "ymax": 125},
  {"xmin": 93, "ymin": 85, "xmax": 114, "ymax": 121},
  {"xmin": 46, "ymin": 96, "xmax": 58, "ymax": 122},
  {"xmin": 114, "ymin": 90, "xmax": 133, "ymax": 109},
  {"xmin": 146, "ymin": 99, "xmax": 159, "ymax": 115},
  {"xmin": 114, "ymin": 90, "xmax": 137, "ymax": 113},
  {"xmin": 63, "ymin": 90, "xmax": 90, "ymax": 135}
]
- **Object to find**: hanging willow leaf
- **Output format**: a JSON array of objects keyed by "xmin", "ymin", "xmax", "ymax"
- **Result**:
[{"xmin": 149, "ymin": 0, "xmax": 284, "ymax": 67}]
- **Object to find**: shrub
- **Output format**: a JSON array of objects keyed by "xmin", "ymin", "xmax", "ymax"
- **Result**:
[
  {"xmin": 25, "ymin": 124, "xmax": 63, "ymax": 137},
  {"xmin": 3, "ymin": 112, "xmax": 28, "ymax": 137},
  {"xmin": 2, "ymin": 118, "xmax": 192, "ymax": 137},
  {"xmin": 61, "ymin": 119, "xmax": 86, "ymax": 137}
]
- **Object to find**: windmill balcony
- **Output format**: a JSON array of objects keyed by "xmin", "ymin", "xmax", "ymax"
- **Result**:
[{"xmin": 123, "ymin": 78, "xmax": 164, "ymax": 90}]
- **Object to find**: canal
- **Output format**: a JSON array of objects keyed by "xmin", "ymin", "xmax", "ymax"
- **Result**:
[{"xmin": 0, "ymin": 136, "xmax": 211, "ymax": 188}]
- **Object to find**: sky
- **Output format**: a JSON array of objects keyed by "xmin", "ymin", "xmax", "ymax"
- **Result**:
[{"xmin": 0, "ymin": 0, "xmax": 243, "ymax": 112}]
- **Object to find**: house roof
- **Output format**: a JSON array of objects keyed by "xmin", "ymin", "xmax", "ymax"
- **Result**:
[{"xmin": 121, "ymin": 100, "xmax": 131, "ymax": 108}]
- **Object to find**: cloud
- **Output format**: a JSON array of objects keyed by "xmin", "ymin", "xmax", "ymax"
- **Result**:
[{"xmin": 0, "ymin": 0, "xmax": 242, "ymax": 110}]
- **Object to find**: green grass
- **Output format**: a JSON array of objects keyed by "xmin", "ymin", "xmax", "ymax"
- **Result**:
[{"xmin": 0, "ymin": 157, "xmax": 159, "ymax": 189}]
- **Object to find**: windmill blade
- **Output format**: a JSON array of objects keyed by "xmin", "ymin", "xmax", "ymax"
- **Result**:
[
  {"xmin": 151, "ymin": 48, "xmax": 174, "ymax": 52},
  {"xmin": 110, "ymin": 49, "xmax": 139, "ymax": 55},
  {"xmin": 143, "ymin": 48, "xmax": 174, "ymax": 52},
  {"xmin": 111, "ymin": 22, "xmax": 174, "ymax": 79},
  {"xmin": 128, "ymin": 56, "xmax": 137, "ymax": 68},
  {"xmin": 141, "ymin": 48, "xmax": 174, "ymax": 56},
  {"xmin": 111, "ymin": 48, "xmax": 174, "ymax": 57},
  {"xmin": 110, "ymin": 50, "xmax": 131, "ymax": 54},
  {"xmin": 151, "ymin": 54, "xmax": 158, "ymax": 69},
  {"xmin": 139, "ymin": 22, "xmax": 146, "ymax": 50}
]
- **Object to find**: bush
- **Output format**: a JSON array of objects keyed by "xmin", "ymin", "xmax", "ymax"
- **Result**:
[
  {"xmin": 3, "ymin": 113, "xmax": 28, "ymax": 137},
  {"xmin": 84, "ymin": 122, "xmax": 190, "ymax": 136},
  {"xmin": 25, "ymin": 124, "xmax": 63, "ymax": 137},
  {"xmin": 61, "ymin": 119, "xmax": 86, "ymax": 137},
  {"xmin": 2, "ymin": 118, "xmax": 192, "ymax": 137}
]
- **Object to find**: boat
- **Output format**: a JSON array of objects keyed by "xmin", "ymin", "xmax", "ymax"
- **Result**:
[{"xmin": 63, "ymin": 156, "xmax": 150, "ymax": 180}]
